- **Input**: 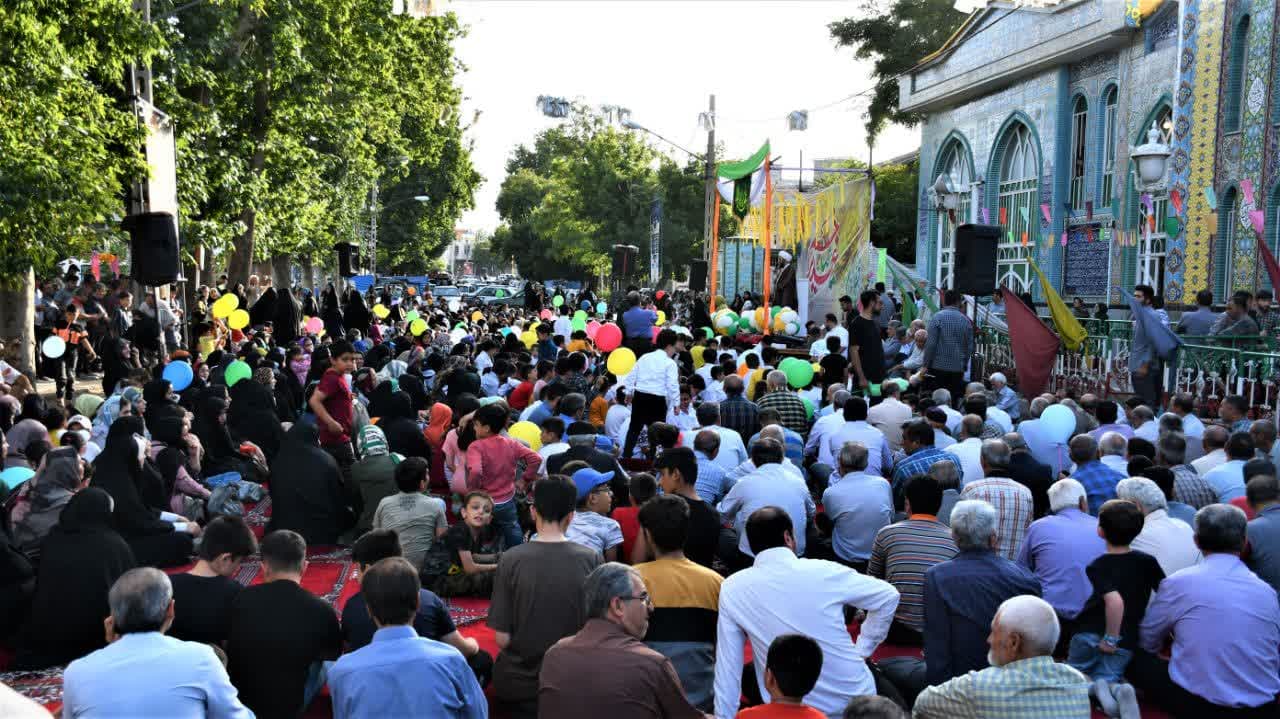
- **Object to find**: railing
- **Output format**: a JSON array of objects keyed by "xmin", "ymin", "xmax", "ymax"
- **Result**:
[{"xmin": 976, "ymin": 319, "xmax": 1280, "ymax": 420}]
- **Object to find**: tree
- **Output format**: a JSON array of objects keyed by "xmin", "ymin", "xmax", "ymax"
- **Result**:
[
  {"xmin": 0, "ymin": 0, "xmax": 161, "ymax": 372},
  {"xmin": 829, "ymin": 0, "xmax": 966, "ymax": 144},
  {"xmin": 815, "ymin": 157, "xmax": 918, "ymax": 263}
]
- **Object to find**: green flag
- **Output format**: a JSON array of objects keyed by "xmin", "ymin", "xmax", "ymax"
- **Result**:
[{"xmin": 717, "ymin": 142, "xmax": 770, "ymax": 219}]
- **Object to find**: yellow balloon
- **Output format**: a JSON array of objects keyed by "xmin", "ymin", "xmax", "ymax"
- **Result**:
[
  {"xmin": 606, "ymin": 347, "xmax": 637, "ymax": 376},
  {"xmin": 754, "ymin": 307, "xmax": 768, "ymax": 330},
  {"xmin": 520, "ymin": 330, "xmax": 537, "ymax": 349},
  {"xmin": 228, "ymin": 309, "xmax": 250, "ymax": 330},
  {"xmin": 212, "ymin": 294, "xmax": 238, "ymax": 319},
  {"xmin": 655, "ymin": 310, "xmax": 666, "ymax": 326},
  {"xmin": 508, "ymin": 421, "xmax": 542, "ymax": 452},
  {"xmin": 410, "ymin": 318, "xmax": 428, "ymax": 336},
  {"xmin": 471, "ymin": 310, "xmax": 483, "ymax": 322},
  {"xmin": 372, "ymin": 304, "xmax": 390, "ymax": 319}
]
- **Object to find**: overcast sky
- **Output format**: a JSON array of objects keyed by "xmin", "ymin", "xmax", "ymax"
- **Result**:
[{"xmin": 451, "ymin": 0, "xmax": 920, "ymax": 232}]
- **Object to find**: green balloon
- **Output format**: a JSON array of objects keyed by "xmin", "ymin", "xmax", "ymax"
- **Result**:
[
  {"xmin": 405, "ymin": 310, "xmax": 419, "ymax": 322},
  {"xmin": 702, "ymin": 327, "xmax": 714, "ymax": 340},
  {"xmin": 801, "ymin": 397, "xmax": 815, "ymax": 420},
  {"xmin": 496, "ymin": 289, "xmax": 506, "ymax": 298},
  {"xmin": 225, "ymin": 360, "xmax": 252, "ymax": 387},
  {"xmin": 783, "ymin": 358, "xmax": 814, "ymax": 389},
  {"xmin": 573, "ymin": 310, "xmax": 587, "ymax": 321},
  {"xmin": 738, "ymin": 316, "xmax": 753, "ymax": 331},
  {"xmin": 552, "ymin": 295, "xmax": 564, "ymax": 307},
  {"xmin": 571, "ymin": 317, "xmax": 587, "ymax": 332},
  {"xmin": 596, "ymin": 302, "xmax": 608, "ymax": 314},
  {"xmin": 771, "ymin": 306, "xmax": 783, "ymax": 318}
]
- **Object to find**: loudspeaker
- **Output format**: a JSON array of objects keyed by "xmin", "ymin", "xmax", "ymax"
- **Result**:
[
  {"xmin": 612, "ymin": 245, "xmax": 636, "ymax": 277},
  {"xmin": 953, "ymin": 223, "xmax": 1000, "ymax": 295},
  {"xmin": 689, "ymin": 260, "xmax": 708, "ymax": 292},
  {"xmin": 334, "ymin": 242, "xmax": 357, "ymax": 278},
  {"xmin": 123, "ymin": 212, "xmax": 179, "ymax": 286}
]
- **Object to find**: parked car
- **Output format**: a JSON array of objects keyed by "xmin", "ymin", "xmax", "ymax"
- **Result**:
[{"xmin": 479, "ymin": 288, "xmax": 525, "ymax": 307}]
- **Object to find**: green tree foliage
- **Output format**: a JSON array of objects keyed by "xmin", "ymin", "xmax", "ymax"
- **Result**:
[
  {"xmin": 0, "ymin": 0, "xmax": 162, "ymax": 281},
  {"xmin": 829, "ymin": 0, "xmax": 967, "ymax": 144},
  {"xmin": 815, "ymin": 157, "xmax": 918, "ymax": 262}
]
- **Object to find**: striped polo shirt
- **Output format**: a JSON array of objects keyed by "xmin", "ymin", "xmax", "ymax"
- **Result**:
[
  {"xmin": 634, "ymin": 556, "xmax": 722, "ymax": 644},
  {"xmin": 868, "ymin": 516, "xmax": 958, "ymax": 632}
]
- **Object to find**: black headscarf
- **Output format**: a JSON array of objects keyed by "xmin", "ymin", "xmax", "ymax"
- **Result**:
[
  {"xmin": 267, "ymin": 422, "xmax": 352, "ymax": 545},
  {"xmin": 344, "ymin": 291, "xmax": 371, "ymax": 337},
  {"xmin": 13, "ymin": 487, "xmax": 136, "ymax": 669},
  {"xmin": 250, "ymin": 286, "xmax": 278, "ymax": 328},
  {"xmin": 101, "ymin": 337, "xmax": 134, "ymax": 397},
  {"xmin": 398, "ymin": 373, "xmax": 428, "ymax": 414},
  {"xmin": 275, "ymin": 288, "xmax": 302, "ymax": 347},
  {"xmin": 147, "ymin": 405, "xmax": 190, "ymax": 505},
  {"xmin": 321, "ymin": 286, "xmax": 344, "ymax": 339},
  {"xmin": 192, "ymin": 394, "xmax": 240, "ymax": 477},
  {"xmin": 228, "ymin": 377, "xmax": 286, "ymax": 460},
  {"xmin": 143, "ymin": 378, "xmax": 176, "ymax": 432},
  {"xmin": 91, "ymin": 416, "xmax": 173, "ymax": 539},
  {"xmin": 380, "ymin": 391, "xmax": 429, "ymax": 460}
]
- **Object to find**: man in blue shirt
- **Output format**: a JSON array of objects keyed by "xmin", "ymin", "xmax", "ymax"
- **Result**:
[
  {"xmin": 892, "ymin": 421, "xmax": 964, "ymax": 510},
  {"xmin": 328, "ymin": 557, "xmax": 487, "ymax": 719},
  {"xmin": 1068, "ymin": 434, "xmax": 1126, "ymax": 514},
  {"xmin": 534, "ymin": 324, "xmax": 558, "ymax": 363},
  {"xmin": 621, "ymin": 291, "xmax": 657, "ymax": 356}
]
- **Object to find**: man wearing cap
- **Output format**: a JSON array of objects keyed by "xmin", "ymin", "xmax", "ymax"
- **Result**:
[
  {"xmin": 565, "ymin": 468, "xmax": 624, "ymax": 562},
  {"xmin": 773, "ymin": 250, "xmax": 797, "ymax": 311},
  {"xmin": 546, "ymin": 422, "xmax": 629, "ymax": 497},
  {"xmin": 989, "ymin": 373, "xmax": 1021, "ymax": 422}
]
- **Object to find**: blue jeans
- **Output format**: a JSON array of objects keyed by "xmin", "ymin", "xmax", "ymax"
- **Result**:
[
  {"xmin": 1067, "ymin": 632, "xmax": 1132, "ymax": 682},
  {"xmin": 493, "ymin": 498, "xmax": 524, "ymax": 550}
]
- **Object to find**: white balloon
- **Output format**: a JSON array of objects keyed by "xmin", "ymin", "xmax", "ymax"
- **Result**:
[
  {"xmin": 1040, "ymin": 404, "xmax": 1077, "ymax": 444},
  {"xmin": 41, "ymin": 335, "xmax": 66, "ymax": 359}
]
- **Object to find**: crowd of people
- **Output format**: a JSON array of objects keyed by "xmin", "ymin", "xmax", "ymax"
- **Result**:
[{"xmin": 0, "ymin": 266, "xmax": 1278, "ymax": 719}]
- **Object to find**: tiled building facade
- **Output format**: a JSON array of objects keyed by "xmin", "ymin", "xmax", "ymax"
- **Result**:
[{"xmin": 904, "ymin": 0, "xmax": 1280, "ymax": 306}]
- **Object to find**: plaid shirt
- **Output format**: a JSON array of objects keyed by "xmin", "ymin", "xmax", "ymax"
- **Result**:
[
  {"xmin": 913, "ymin": 656, "xmax": 1091, "ymax": 719},
  {"xmin": 960, "ymin": 478, "xmax": 1033, "ymax": 560},
  {"xmin": 1069, "ymin": 460, "xmax": 1126, "ymax": 515},
  {"xmin": 1171, "ymin": 463, "xmax": 1218, "ymax": 508},
  {"xmin": 892, "ymin": 447, "xmax": 963, "ymax": 495},
  {"xmin": 757, "ymin": 391, "xmax": 811, "ymax": 439},
  {"xmin": 923, "ymin": 307, "xmax": 975, "ymax": 373},
  {"xmin": 718, "ymin": 394, "xmax": 760, "ymax": 448},
  {"xmin": 1260, "ymin": 307, "xmax": 1280, "ymax": 338}
]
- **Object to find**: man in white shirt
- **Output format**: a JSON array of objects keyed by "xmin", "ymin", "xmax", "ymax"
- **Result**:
[
  {"xmin": 621, "ymin": 329, "xmax": 681, "ymax": 459},
  {"xmin": 724, "ymin": 426, "xmax": 807, "ymax": 485},
  {"xmin": 1131, "ymin": 406, "xmax": 1159, "ymax": 443},
  {"xmin": 1098, "ymin": 432, "xmax": 1131, "ymax": 476},
  {"xmin": 1166, "ymin": 393, "xmax": 1206, "ymax": 438},
  {"xmin": 715, "ymin": 506, "xmax": 899, "ymax": 718},
  {"xmin": 823, "ymin": 397, "xmax": 892, "ymax": 477},
  {"xmin": 537, "ymin": 418, "xmax": 570, "ymax": 477},
  {"xmin": 895, "ymin": 329, "xmax": 928, "ymax": 374},
  {"xmin": 717, "ymin": 437, "xmax": 815, "ymax": 561},
  {"xmin": 604, "ymin": 390, "xmax": 631, "ymax": 449},
  {"xmin": 944, "ymin": 415, "xmax": 986, "ymax": 486},
  {"xmin": 823, "ymin": 442, "xmax": 893, "ymax": 569},
  {"xmin": 1191, "ymin": 425, "xmax": 1229, "ymax": 476},
  {"xmin": 1115, "ymin": 477, "xmax": 1201, "ymax": 575},
  {"xmin": 695, "ymin": 402, "xmax": 748, "ymax": 471},
  {"xmin": 805, "ymin": 390, "xmax": 852, "ymax": 463},
  {"xmin": 933, "ymin": 389, "xmax": 963, "ymax": 434},
  {"xmin": 552, "ymin": 310, "xmax": 573, "ymax": 340},
  {"xmin": 868, "ymin": 381, "xmax": 912, "ymax": 452},
  {"xmin": 63, "ymin": 568, "xmax": 252, "ymax": 718}
]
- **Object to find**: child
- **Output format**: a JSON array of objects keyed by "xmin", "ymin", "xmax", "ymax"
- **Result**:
[
  {"xmin": 667, "ymin": 386, "xmax": 698, "ymax": 432},
  {"xmin": 564, "ymin": 467, "xmax": 623, "ymax": 561},
  {"xmin": 536, "ymin": 417, "xmax": 568, "ymax": 476},
  {"xmin": 423, "ymin": 491, "xmax": 503, "ymax": 598},
  {"xmin": 736, "ymin": 634, "xmax": 826, "ymax": 718},
  {"xmin": 1068, "ymin": 499, "xmax": 1165, "ymax": 718},
  {"xmin": 611, "ymin": 473, "xmax": 657, "ymax": 564},
  {"xmin": 309, "ymin": 340, "xmax": 358, "ymax": 480},
  {"xmin": 464, "ymin": 403, "xmax": 541, "ymax": 549}
]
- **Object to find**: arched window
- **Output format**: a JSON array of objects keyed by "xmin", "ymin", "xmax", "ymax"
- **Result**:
[
  {"xmin": 1102, "ymin": 87, "xmax": 1118, "ymax": 207},
  {"xmin": 1224, "ymin": 15, "xmax": 1250, "ymax": 133},
  {"xmin": 1069, "ymin": 96, "xmax": 1088, "ymax": 209},
  {"xmin": 935, "ymin": 140, "xmax": 972, "ymax": 291},
  {"xmin": 1156, "ymin": 106, "xmax": 1173, "ymax": 144},
  {"xmin": 1215, "ymin": 186, "xmax": 1238, "ymax": 301},
  {"xmin": 996, "ymin": 122, "xmax": 1038, "ymax": 292}
]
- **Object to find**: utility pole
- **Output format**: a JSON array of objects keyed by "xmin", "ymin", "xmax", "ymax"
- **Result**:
[{"xmin": 701, "ymin": 94, "xmax": 716, "ymax": 268}]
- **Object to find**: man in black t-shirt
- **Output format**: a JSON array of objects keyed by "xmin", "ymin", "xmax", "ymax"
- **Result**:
[
  {"xmin": 651, "ymin": 447, "xmax": 720, "ymax": 569},
  {"xmin": 169, "ymin": 516, "xmax": 257, "ymax": 646},
  {"xmin": 849, "ymin": 289, "xmax": 886, "ymax": 390},
  {"xmin": 226, "ymin": 530, "xmax": 343, "ymax": 718}
]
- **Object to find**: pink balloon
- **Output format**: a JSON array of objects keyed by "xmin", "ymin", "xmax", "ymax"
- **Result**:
[
  {"xmin": 595, "ymin": 322, "xmax": 623, "ymax": 351},
  {"xmin": 540, "ymin": 309, "xmax": 552, "ymax": 320},
  {"xmin": 586, "ymin": 320, "xmax": 601, "ymax": 339},
  {"xmin": 305, "ymin": 317, "xmax": 323, "ymax": 334}
]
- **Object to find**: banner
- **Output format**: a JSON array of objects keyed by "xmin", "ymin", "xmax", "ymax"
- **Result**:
[
  {"xmin": 793, "ymin": 177, "xmax": 874, "ymax": 326},
  {"xmin": 649, "ymin": 198, "xmax": 662, "ymax": 286}
]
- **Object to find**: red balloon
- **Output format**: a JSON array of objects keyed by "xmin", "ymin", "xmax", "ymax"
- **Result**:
[
  {"xmin": 651, "ymin": 325, "xmax": 660, "ymax": 342},
  {"xmin": 595, "ymin": 322, "xmax": 623, "ymax": 351},
  {"xmin": 655, "ymin": 290, "xmax": 666, "ymax": 301}
]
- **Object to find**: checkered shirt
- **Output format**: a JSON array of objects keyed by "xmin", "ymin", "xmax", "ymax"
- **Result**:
[
  {"xmin": 891, "ymin": 447, "xmax": 963, "ymax": 492},
  {"xmin": 757, "ymin": 391, "xmax": 811, "ymax": 439},
  {"xmin": 912, "ymin": 656, "xmax": 1091, "ymax": 719},
  {"xmin": 1172, "ymin": 463, "xmax": 1219, "ymax": 508},
  {"xmin": 959, "ymin": 477, "xmax": 1033, "ymax": 560},
  {"xmin": 718, "ymin": 395, "xmax": 760, "ymax": 447},
  {"xmin": 924, "ymin": 307, "xmax": 975, "ymax": 373},
  {"xmin": 1070, "ymin": 461, "xmax": 1126, "ymax": 515}
]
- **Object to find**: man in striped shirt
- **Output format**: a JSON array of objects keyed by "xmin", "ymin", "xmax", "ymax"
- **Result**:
[{"xmin": 868, "ymin": 473, "xmax": 958, "ymax": 646}]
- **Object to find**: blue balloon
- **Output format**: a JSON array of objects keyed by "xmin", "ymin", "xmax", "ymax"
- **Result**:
[
  {"xmin": 0, "ymin": 467, "xmax": 34, "ymax": 490},
  {"xmin": 162, "ymin": 360, "xmax": 194, "ymax": 392}
]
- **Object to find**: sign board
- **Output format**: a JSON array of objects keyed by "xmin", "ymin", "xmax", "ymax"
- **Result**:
[
  {"xmin": 1062, "ymin": 223, "xmax": 1110, "ymax": 297},
  {"xmin": 716, "ymin": 236, "xmax": 764, "ymax": 299},
  {"xmin": 649, "ymin": 198, "xmax": 662, "ymax": 286}
]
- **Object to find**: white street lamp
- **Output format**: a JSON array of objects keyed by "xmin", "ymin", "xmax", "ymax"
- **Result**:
[{"xmin": 1130, "ymin": 122, "xmax": 1171, "ymax": 191}]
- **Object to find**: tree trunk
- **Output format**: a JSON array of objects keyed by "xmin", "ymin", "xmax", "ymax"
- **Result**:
[
  {"xmin": 300, "ymin": 256, "xmax": 314, "ymax": 290},
  {"xmin": 0, "ymin": 268, "xmax": 37, "ymax": 377},
  {"xmin": 225, "ymin": 3, "xmax": 269, "ymax": 288},
  {"xmin": 271, "ymin": 254, "xmax": 291, "ymax": 289}
]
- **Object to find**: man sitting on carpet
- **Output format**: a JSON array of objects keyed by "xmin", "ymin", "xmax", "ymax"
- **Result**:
[
  {"xmin": 341, "ymin": 528, "xmax": 490, "ymax": 683},
  {"xmin": 63, "ymin": 567, "xmax": 252, "ymax": 718},
  {"xmin": 328, "ymin": 557, "xmax": 487, "ymax": 719},
  {"xmin": 488, "ymin": 475, "xmax": 603, "ymax": 718},
  {"xmin": 226, "ymin": 529, "xmax": 343, "ymax": 718}
]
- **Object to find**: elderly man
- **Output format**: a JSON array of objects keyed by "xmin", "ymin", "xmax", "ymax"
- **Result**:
[
  {"xmin": 62, "ymin": 568, "xmax": 252, "ymax": 718},
  {"xmin": 805, "ymin": 389, "xmax": 851, "ymax": 462},
  {"xmin": 1165, "ymin": 393, "xmax": 1206, "ymax": 440},
  {"xmin": 539, "ymin": 563, "xmax": 707, "ymax": 719},
  {"xmin": 1191, "ymin": 424, "xmax": 1230, "ymax": 476},
  {"xmin": 1156, "ymin": 432, "xmax": 1218, "ymax": 509},
  {"xmin": 693, "ymin": 402, "xmax": 749, "ymax": 473},
  {"xmin": 960, "ymin": 440, "xmax": 1034, "ymax": 560},
  {"xmin": 823, "ymin": 442, "xmax": 894, "ymax": 571},
  {"xmin": 913, "ymin": 595, "xmax": 1090, "ymax": 718},
  {"xmin": 944, "ymin": 415, "xmax": 986, "ymax": 486},
  {"xmin": 1202, "ymin": 432, "xmax": 1256, "ymax": 502},
  {"xmin": 1097, "ymin": 431, "xmax": 1130, "ymax": 476},
  {"xmin": 755, "ymin": 370, "xmax": 809, "ymax": 439},
  {"xmin": 1115, "ymin": 477, "xmax": 1200, "ymax": 575},
  {"xmin": 716, "ymin": 377, "xmax": 760, "ymax": 453},
  {"xmin": 988, "ymin": 373, "xmax": 1021, "ymax": 422},
  {"xmin": 1016, "ymin": 480, "xmax": 1104, "ymax": 628},
  {"xmin": 924, "ymin": 407, "xmax": 957, "ymax": 449},
  {"xmin": 1088, "ymin": 401, "xmax": 1134, "ymax": 441},
  {"xmin": 823, "ymin": 397, "xmax": 892, "ymax": 477},
  {"xmin": 1135, "ymin": 505, "xmax": 1280, "ymax": 716},
  {"xmin": 890, "ymin": 329, "xmax": 928, "ymax": 377},
  {"xmin": 724, "ymin": 426, "xmax": 806, "ymax": 485},
  {"xmin": 717, "ymin": 438, "xmax": 815, "ymax": 562},
  {"xmin": 891, "ymin": 421, "xmax": 963, "ymax": 511},
  {"xmin": 715, "ymin": 507, "xmax": 900, "ymax": 719},
  {"xmin": 933, "ymin": 388, "xmax": 963, "ymax": 431},
  {"xmin": 867, "ymin": 380, "xmax": 912, "ymax": 452},
  {"xmin": 1068, "ymin": 434, "xmax": 1126, "ymax": 515},
  {"xmin": 1131, "ymin": 406, "xmax": 1159, "ymax": 443},
  {"xmin": 1251, "ymin": 420, "xmax": 1280, "ymax": 468}
]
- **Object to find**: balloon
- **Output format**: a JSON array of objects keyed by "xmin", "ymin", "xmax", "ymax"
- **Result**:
[
  {"xmin": 305, "ymin": 317, "xmax": 323, "ymax": 334},
  {"xmin": 869, "ymin": 383, "xmax": 882, "ymax": 397},
  {"xmin": 373, "ymin": 304, "xmax": 390, "ymax": 319},
  {"xmin": 586, "ymin": 320, "xmax": 601, "ymax": 339},
  {"xmin": 573, "ymin": 310, "xmax": 587, "ymax": 321},
  {"xmin": 540, "ymin": 309, "xmax": 552, "ymax": 320},
  {"xmin": 41, "ymin": 335, "xmax": 66, "ymax": 359},
  {"xmin": 520, "ymin": 330, "xmax": 537, "ymax": 349},
  {"xmin": 890, "ymin": 378, "xmax": 909, "ymax": 391},
  {"xmin": 771, "ymin": 306, "xmax": 784, "ymax": 318},
  {"xmin": 224, "ymin": 360, "xmax": 251, "ymax": 387},
  {"xmin": 410, "ymin": 318, "xmax": 428, "ymax": 336},
  {"xmin": 811, "ymin": 362, "xmax": 822, "ymax": 374},
  {"xmin": 571, "ymin": 317, "xmax": 587, "ymax": 332},
  {"xmin": 552, "ymin": 295, "xmax": 564, "ymax": 307},
  {"xmin": 162, "ymin": 361, "xmax": 194, "ymax": 392},
  {"xmin": 754, "ymin": 307, "xmax": 769, "ymax": 330},
  {"xmin": 454, "ymin": 322, "xmax": 467, "ymax": 331},
  {"xmin": 495, "ymin": 289, "xmax": 506, "ymax": 298},
  {"xmin": 595, "ymin": 323, "xmax": 623, "ymax": 352},
  {"xmin": 651, "ymin": 326, "xmax": 661, "ymax": 342},
  {"xmin": 508, "ymin": 421, "xmax": 543, "ymax": 452},
  {"xmin": 406, "ymin": 286, "xmax": 417, "ymax": 296},
  {"xmin": 1040, "ymin": 404, "xmax": 1077, "ymax": 444},
  {"xmin": 405, "ymin": 310, "xmax": 420, "ymax": 322},
  {"xmin": 212, "ymin": 293, "xmax": 238, "ymax": 319},
  {"xmin": 581, "ymin": 300, "xmax": 591, "ymax": 311},
  {"xmin": 702, "ymin": 327, "xmax": 714, "ymax": 340},
  {"xmin": 472, "ymin": 310, "xmax": 484, "ymax": 321},
  {"xmin": 228, "ymin": 309, "xmax": 250, "ymax": 330},
  {"xmin": 0, "ymin": 467, "xmax": 35, "ymax": 491},
  {"xmin": 596, "ymin": 302, "xmax": 608, "ymax": 314},
  {"xmin": 500, "ymin": 327, "xmax": 512, "ymax": 336},
  {"xmin": 450, "ymin": 328, "xmax": 466, "ymax": 344},
  {"xmin": 773, "ymin": 309, "xmax": 799, "ymax": 333},
  {"xmin": 607, "ymin": 347, "xmax": 637, "ymax": 376},
  {"xmin": 801, "ymin": 397, "xmax": 815, "ymax": 420},
  {"xmin": 655, "ymin": 310, "xmax": 666, "ymax": 326}
]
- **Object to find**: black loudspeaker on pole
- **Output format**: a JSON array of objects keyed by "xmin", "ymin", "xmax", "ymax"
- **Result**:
[
  {"xmin": 689, "ymin": 260, "xmax": 708, "ymax": 292},
  {"xmin": 952, "ymin": 224, "xmax": 1001, "ymax": 295},
  {"xmin": 123, "ymin": 212, "xmax": 180, "ymax": 286},
  {"xmin": 334, "ymin": 243, "xmax": 358, "ymax": 278}
]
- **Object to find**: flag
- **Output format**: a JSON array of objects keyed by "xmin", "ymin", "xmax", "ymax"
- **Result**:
[
  {"xmin": 1030, "ymin": 259, "xmax": 1088, "ymax": 351},
  {"xmin": 90, "ymin": 251, "xmax": 101, "ymax": 282},
  {"xmin": 1250, "ymin": 210, "xmax": 1266, "ymax": 235},
  {"xmin": 999, "ymin": 207, "xmax": 1007, "ymax": 224},
  {"xmin": 716, "ymin": 142, "xmax": 769, "ymax": 218},
  {"xmin": 1000, "ymin": 288, "xmax": 1060, "ymax": 397},
  {"xmin": 876, "ymin": 248, "xmax": 887, "ymax": 282},
  {"xmin": 1170, "ymin": 189, "xmax": 1184, "ymax": 214},
  {"xmin": 1040, "ymin": 204, "xmax": 1051, "ymax": 224},
  {"xmin": 1242, "ymin": 178, "xmax": 1255, "ymax": 205},
  {"xmin": 1164, "ymin": 216, "xmax": 1180, "ymax": 237},
  {"xmin": 1118, "ymin": 286, "xmax": 1182, "ymax": 361},
  {"xmin": 1258, "ymin": 234, "xmax": 1280, "ymax": 293}
]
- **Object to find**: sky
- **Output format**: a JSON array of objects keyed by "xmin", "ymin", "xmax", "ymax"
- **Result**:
[{"xmin": 450, "ymin": 0, "xmax": 921, "ymax": 233}]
